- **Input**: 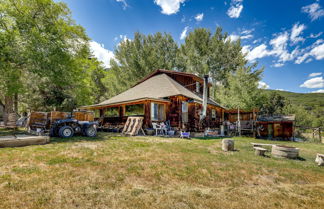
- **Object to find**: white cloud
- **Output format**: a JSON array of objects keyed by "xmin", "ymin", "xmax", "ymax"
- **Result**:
[
  {"xmin": 310, "ymin": 43, "xmax": 324, "ymax": 60},
  {"xmin": 310, "ymin": 32, "xmax": 323, "ymax": 38},
  {"xmin": 154, "ymin": 0, "xmax": 185, "ymax": 15},
  {"xmin": 116, "ymin": 0, "xmax": 128, "ymax": 10},
  {"xmin": 300, "ymin": 76, "xmax": 324, "ymax": 88},
  {"xmin": 290, "ymin": 23, "xmax": 306, "ymax": 44},
  {"xmin": 229, "ymin": 34, "xmax": 240, "ymax": 42},
  {"xmin": 311, "ymin": 89, "xmax": 324, "ymax": 93},
  {"xmin": 227, "ymin": 0, "xmax": 243, "ymax": 18},
  {"xmin": 245, "ymin": 44, "xmax": 270, "ymax": 61},
  {"xmin": 240, "ymin": 34, "xmax": 253, "ymax": 39},
  {"xmin": 276, "ymin": 89, "xmax": 285, "ymax": 91},
  {"xmin": 296, "ymin": 40, "xmax": 324, "ymax": 64},
  {"xmin": 241, "ymin": 29, "xmax": 253, "ymax": 35},
  {"xmin": 273, "ymin": 63, "xmax": 284, "ymax": 68},
  {"xmin": 258, "ymin": 81, "xmax": 270, "ymax": 89},
  {"xmin": 195, "ymin": 13, "xmax": 204, "ymax": 21},
  {"xmin": 309, "ymin": 72, "xmax": 322, "ymax": 77},
  {"xmin": 180, "ymin": 26, "xmax": 189, "ymax": 40},
  {"xmin": 89, "ymin": 41, "xmax": 115, "ymax": 68},
  {"xmin": 302, "ymin": 3, "xmax": 324, "ymax": 21}
]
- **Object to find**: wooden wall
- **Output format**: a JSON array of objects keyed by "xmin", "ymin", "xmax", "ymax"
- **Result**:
[{"xmin": 257, "ymin": 122, "xmax": 293, "ymax": 139}]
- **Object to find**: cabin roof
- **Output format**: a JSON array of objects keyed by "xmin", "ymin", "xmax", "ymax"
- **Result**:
[
  {"xmin": 135, "ymin": 69, "xmax": 212, "ymax": 87},
  {"xmin": 86, "ymin": 73, "xmax": 223, "ymax": 108},
  {"xmin": 257, "ymin": 115, "xmax": 295, "ymax": 122}
]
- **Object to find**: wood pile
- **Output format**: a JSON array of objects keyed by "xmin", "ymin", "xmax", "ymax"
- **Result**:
[{"xmin": 73, "ymin": 111, "xmax": 94, "ymax": 121}]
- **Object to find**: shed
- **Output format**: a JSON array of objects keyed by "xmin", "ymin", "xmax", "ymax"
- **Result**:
[{"xmin": 256, "ymin": 115, "xmax": 295, "ymax": 140}]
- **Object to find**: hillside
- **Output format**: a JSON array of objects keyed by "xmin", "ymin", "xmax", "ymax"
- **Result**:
[{"xmin": 265, "ymin": 90, "xmax": 324, "ymax": 110}]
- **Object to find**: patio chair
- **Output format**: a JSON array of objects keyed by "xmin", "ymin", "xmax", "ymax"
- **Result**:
[{"xmin": 152, "ymin": 122, "xmax": 166, "ymax": 136}]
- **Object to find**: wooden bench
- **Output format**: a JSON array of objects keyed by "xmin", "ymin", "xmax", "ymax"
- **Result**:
[
  {"xmin": 253, "ymin": 147, "xmax": 268, "ymax": 156},
  {"xmin": 315, "ymin": 154, "xmax": 324, "ymax": 166},
  {"xmin": 251, "ymin": 143, "xmax": 276, "ymax": 148}
]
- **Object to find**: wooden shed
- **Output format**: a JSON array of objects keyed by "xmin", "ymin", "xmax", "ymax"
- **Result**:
[
  {"xmin": 81, "ymin": 69, "xmax": 226, "ymax": 131},
  {"xmin": 256, "ymin": 115, "xmax": 295, "ymax": 140}
]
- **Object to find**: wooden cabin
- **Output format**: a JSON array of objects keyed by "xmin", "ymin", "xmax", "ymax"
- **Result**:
[
  {"xmin": 82, "ymin": 69, "xmax": 226, "ymax": 131},
  {"xmin": 256, "ymin": 115, "xmax": 295, "ymax": 140},
  {"xmin": 225, "ymin": 109, "xmax": 258, "ymax": 134}
]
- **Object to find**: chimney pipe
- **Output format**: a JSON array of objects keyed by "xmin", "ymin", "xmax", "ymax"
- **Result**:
[{"xmin": 200, "ymin": 75, "xmax": 208, "ymax": 121}]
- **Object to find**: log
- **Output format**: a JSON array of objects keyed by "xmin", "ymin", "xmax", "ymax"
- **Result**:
[
  {"xmin": 271, "ymin": 145, "xmax": 299, "ymax": 159},
  {"xmin": 315, "ymin": 154, "xmax": 324, "ymax": 166},
  {"xmin": 0, "ymin": 135, "xmax": 50, "ymax": 148},
  {"xmin": 222, "ymin": 139, "xmax": 234, "ymax": 151}
]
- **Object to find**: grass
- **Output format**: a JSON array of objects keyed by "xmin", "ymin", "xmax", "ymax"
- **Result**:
[{"xmin": 0, "ymin": 129, "xmax": 323, "ymax": 209}]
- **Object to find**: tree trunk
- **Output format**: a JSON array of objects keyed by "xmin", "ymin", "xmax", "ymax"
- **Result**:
[
  {"xmin": 4, "ymin": 95, "xmax": 15, "ymax": 126},
  {"xmin": 237, "ymin": 107, "xmax": 241, "ymax": 136}
]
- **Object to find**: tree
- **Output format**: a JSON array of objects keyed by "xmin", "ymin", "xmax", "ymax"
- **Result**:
[
  {"xmin": 0, "ymin": 0, "xmax": 104, "ymax": 117},
  {"xmin": 259, "ymin": 92, "xmax": 287, "ymax": 116},
  {"xmin": 216, "ymin": 67, "xmax": 264, "ymax": 135},
  {"xmin": 110, "ymin": 32, "xmax": 179, "ymax": 93}
]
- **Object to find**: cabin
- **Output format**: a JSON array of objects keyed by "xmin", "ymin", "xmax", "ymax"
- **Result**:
[
  {"xmin": 82, "ymin": 69, "xmax": 226, "ymax": 132},
  {"xmin": 256, "ymin": 115, "xmax": 295, "ymax": 140}
]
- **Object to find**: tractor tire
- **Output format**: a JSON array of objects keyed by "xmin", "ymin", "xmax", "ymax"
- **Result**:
[
  {"xmin": 84, "ymin": 125, "xmax": 97, "ymax": 137},
  {"xmin": 58, "ymin": 126, "xmax": 74, "ymax": 138}
]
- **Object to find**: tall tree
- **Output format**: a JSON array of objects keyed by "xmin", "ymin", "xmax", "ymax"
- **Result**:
[
  {"xmin": 259, "ymin": 92, "xmax": 286, "ymax": 116},
  {"xmin": 216, "ymin": 67, "xmax": 264, "ymax": 111},
  {"xmin": 110, "ymin": 32, "xmax": 179, "ymax": 93},
  {"xmin": 0, "ymin": 0, "xmax": 103, "ymax": 115}
]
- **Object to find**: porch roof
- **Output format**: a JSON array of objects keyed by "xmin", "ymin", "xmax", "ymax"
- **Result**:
[{"xmin": 83, "ymin": 73, "xmax": 224, "ymax": 109}]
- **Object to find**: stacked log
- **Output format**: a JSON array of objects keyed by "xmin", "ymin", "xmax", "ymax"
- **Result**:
[{"xmin": 271, "ymin": 145, "xmax": 299, "ymax": 159}]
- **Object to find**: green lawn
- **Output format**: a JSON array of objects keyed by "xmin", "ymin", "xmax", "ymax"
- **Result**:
[{"xmin": 0, "ymin": 130, "xmax": 323, "ymax": 209}]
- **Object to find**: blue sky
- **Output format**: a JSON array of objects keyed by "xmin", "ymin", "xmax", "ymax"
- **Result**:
[{"xmin": 60, "ymin": 0, "xmax": 324, "ymax": 93}]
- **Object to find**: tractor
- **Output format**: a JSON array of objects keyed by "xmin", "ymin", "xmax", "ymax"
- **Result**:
[
  {"xmin": 27, "ymin": 111, "xmax": 98, "ymax": 138},
  {"xmin": 50, "ymin": 118, "xmax": 98, "ymax": 138}
]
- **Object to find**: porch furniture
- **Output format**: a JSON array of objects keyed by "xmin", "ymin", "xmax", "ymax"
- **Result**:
[
  {"xmin": 251, "ymin": 143, "xmax": 276, "ymax": 149},
  {"xmin": 222, "ymin": 139, "xmax": 234, "ymax": 151},
  {"xmin": 180, "ymin": 131, "xmax": 190, "ymax": 139},
  {"xmin": 254, "ymin": 147, "xmax": 267, "ymax": 156},
  {"xmin": 152, "ymin": 122, "xmax": 167, "ymax": 136},
  {"xmin": 315, "ymin": 154, "xmax": 324, "ymax": 166}
]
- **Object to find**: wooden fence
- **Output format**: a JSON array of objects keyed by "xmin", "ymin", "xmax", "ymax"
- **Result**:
[{"xmin": 294, "ymin": 126, "xmax": 322, "ymax": 143}]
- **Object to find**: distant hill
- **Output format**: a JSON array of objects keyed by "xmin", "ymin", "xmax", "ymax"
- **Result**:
[{"xmin": 264, "ymin": 90, "xmax": 324, "ymax": 110}]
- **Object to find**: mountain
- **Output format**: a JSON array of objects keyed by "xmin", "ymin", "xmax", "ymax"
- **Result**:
[{"xmin": 264, "ymin": 90, "xmax": 324, "ymax": 110}]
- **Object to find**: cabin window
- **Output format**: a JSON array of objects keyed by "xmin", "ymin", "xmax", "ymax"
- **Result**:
[
  {"xmin": 125, "ymin": 104, "xmax": 144, "ymax": 116},
  {"xmin": 104, "ymin": 107, "xmax": 119, "ymax": 117},
  {"xmin": 94, "ymin": 109, "xmax": 100, "ymax": 118},
  {"xmin": 212, "ymin": 109, "xmax": 216, "ymax": 119},
  {"xmin": 196, "ymin": 82, "xmax": 200, "ymax": 93},
  {"xmin": 151, "ymin": 103, "xmax": 165, "ymax": 121},
  {"xmin": 182, "ymin": 102, "xmax": 188, "ymax": 123}
]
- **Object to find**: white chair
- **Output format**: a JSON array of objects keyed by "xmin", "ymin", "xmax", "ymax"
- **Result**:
[{"xmin": 152, "ymin": 122, "xmax": 164, "ymax": 136}]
